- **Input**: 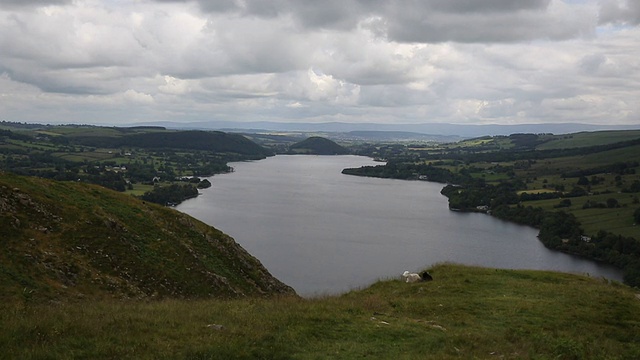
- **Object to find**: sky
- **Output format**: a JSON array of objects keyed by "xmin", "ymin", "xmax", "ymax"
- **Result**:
[{"xmin": 0, "ymin": 0, "xmax": 639, "ymax": 127}]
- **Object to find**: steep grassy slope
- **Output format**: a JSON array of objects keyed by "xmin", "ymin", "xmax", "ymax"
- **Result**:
[
  {"xmin": 0, "ymin": 172, "xmax": 294, "ymax": 304},
  {"xmin": 1, "ymin": 264, "xmax": 638, "ymax": 359}
]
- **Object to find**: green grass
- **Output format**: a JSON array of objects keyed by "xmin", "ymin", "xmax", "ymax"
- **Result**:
[
  {"xmin": 575, "ymin": 207, "xmax": 638, "ymax": 238},
  {"xmin": 537, "ymin": 130, "xmax": 640, "ymax": 150},
  {"xmin": 126, "ymin": 183, "xmax": 155, "ymax": 196},
  {"xmin": 1, "ymin": 264, "xmax": 639, "ymax": 359},
  {"xmin": 521, "ymin": 191, "xmax": 639, "ymax": 238},
  {"xmin": 4, "ymin": 139, "xmax": 60, "ymax": 151},
  {"xmin": 0, "ymin": 172, "xmax": 294, "ymax": 303},
  {"xmin": 44, "ymin": 126, "xmax": 125, "ymax": 137},
  {"xmin": 512, "ymin": 139, "xmax": 640, "ymax": 240},
  {"xmin": 55, "ymin": 151, "xmax": 116, "ymax": 162}
]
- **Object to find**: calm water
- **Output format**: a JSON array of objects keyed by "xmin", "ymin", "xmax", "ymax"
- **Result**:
[{"xmin": 177, "ymin": 155, "xmax": 623, "ymax": 296}]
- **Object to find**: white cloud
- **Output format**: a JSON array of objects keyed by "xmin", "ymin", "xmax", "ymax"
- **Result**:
[
  {"xmin": 122, "ymin": 89, "xmax": 154, "ymax": 104},
  {"xmin": 158, "ymin": 75, "xmax": 192, "ymax": 95},
  {"xmin": 0, "ymin": 0, "xmax": 637, "ymax": 126},
  {"xmin": 286, "ymin": 101, "xmax": 306, "ymax": 109}
]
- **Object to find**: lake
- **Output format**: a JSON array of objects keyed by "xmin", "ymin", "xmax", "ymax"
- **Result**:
[{"xmin": 177, "ymin": 155, "xmax": 624, "ymax": 296}]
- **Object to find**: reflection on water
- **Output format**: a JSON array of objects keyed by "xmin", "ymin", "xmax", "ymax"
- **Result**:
[{"xmin": 177, "ymin": 155, "xmax": 623, "ymax": 296}]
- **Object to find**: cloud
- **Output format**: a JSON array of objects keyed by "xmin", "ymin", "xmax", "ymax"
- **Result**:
[
  {"xmin": 0, "ymin": 0, "xmax": 637, "ymax": 127},
  {"xmin": 0, "ymin": 0, "xmax": 72, "ymax": 9},
  {"xmin": 122, "ymin": 89, "xmax": 154, "ymax": 104},
  {"xmin": 384, "ymin": 0, "xmax": 596, "ymax": 43},
  {"xmin": 179, "ymin": 0, "xmax": 596, "ymax": 43},
  {"xmin": 599, "ymin": 0, "xmax": 640, "ymax": 25}
]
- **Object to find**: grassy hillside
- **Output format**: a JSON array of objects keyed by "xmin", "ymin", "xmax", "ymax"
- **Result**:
[
  {"xmin": 289, "ymin": 136, "xmax": 350, "ymax": 155},
  {"xmin": 442, "ymin": 131, "xmax": 640, "ymax": 153},
  {"xmin": 537, "ymin": 130, "xmax": 640, "ymax": 150},
  {"xmin": 0, "ymin": 172, "xmax": 294, "ymax": 304},
  {"xmin": 1, "ymin": 264, "xmax": 638, "ymax": 359}
]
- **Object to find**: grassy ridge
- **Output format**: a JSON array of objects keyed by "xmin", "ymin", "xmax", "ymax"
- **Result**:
[
  {"xmin": 537, "ymin": 130, "xmax": 640, "ymax": 150},
  {"xmin": 1, "ymin": 264, "xmax": 639, "ymax": 359},
  {"xmin": 0, "ymin": 172, "xmax": 294, "ymax": 304}
]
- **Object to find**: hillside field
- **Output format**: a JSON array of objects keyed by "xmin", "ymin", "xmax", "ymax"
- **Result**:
[{"xmin": 1, "ymin": 264, "xmax": 639, "ymax": 359}]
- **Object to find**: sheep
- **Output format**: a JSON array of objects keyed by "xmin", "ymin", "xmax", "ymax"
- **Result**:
[
  {"xmin": 402, "ymin": 270, "xmax": 434, "ymax": 283},
  {"xmin": 402, "ymin": 270, "xmax": 422, "ymax": 283}
]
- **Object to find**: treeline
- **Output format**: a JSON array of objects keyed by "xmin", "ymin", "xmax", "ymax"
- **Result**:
[
  {"xmin": 561, "ymin": 161, "xmax": 639, "ymax": 178},
  {"xmin": 137, "ymin": 177, "xmax": 211, "ymax": 206},
  {"xmin": 342, "ymin": 161, "xmax": 468, "ymax": 183},
  {"xmin": 508, "ymin": 133, "xmax": 551, "ymax": 149},
  {"xmin": 139, "ymin": 184, "xmax": 199, "ymax": 206},
  {"xmin": 490, "ymin": 204, "xmax": 640, "ymax": 287},
  {"xmin": 440, "ymin": 183, "xmax": 521, "ymax": 211},
  {"xmin": 0, "ymin": 129, "xmax": 32, "ymax": 141}
]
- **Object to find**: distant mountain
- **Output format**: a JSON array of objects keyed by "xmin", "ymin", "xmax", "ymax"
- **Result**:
[
  {"xmin": 289, "ymin": 137, "xmax": 349, "ymax": 155},
  {"xmin": 130, "ymin": 120, "xmax": 640, "ymax": 138},
  {"xmin": 344, "ymin": 131, "xmax": 462, "ymax": 142},
  {"xmin": 0, "ymin": 173, "xmax": 295, "ymax": 303}
]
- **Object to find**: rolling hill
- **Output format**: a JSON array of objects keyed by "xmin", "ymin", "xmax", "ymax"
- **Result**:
[
  {"xmin": 289, "ymin": 136, "xmax": 349, "ymax": 155},
  {"xmin": 68, "ymin": 129, "xmax": 274, "ymax": 156}
]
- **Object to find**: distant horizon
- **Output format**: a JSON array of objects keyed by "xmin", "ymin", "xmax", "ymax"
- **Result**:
[{"xmin": 5, "ymin": 118, "xmax": 639, "ymax": 138}]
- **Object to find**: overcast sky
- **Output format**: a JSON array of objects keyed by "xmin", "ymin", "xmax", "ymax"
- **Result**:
[{"xmin": 0, "ymin": 0, "xmax": 638, "ymax": 126}]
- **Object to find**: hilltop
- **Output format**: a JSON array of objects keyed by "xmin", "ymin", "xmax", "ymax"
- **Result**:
[
  {"xmin": 289, "ymin": 136, "xmax": 350, "ymax": 155},
  {"xmin": 2, "ymin": 263, "xmax": 639, "ymax": 359},
  {"xmin": 0, "ymin": 172, "xmax": 294, "ymax": 303}
]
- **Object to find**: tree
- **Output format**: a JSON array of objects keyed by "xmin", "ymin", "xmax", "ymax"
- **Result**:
[
  {"xmin": 554, "ymin": 199, "xmax": 572, "ymax": 208},
  {"xmin": 606, "ymin": 198, "xmax": 619, "ymax": 209},
  {"xmin": 577, "ymin": 176, "xmax": 589, "ymax": 186},
  {"xmin": 566, "ymin": 186, "xmax": 587, "ymax": 197},
  {"xmin": 634, "ymin": 207, "xmax": 640, "ymax": 224}
]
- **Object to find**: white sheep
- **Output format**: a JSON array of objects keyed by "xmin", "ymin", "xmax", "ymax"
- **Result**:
[{"xmin": 402, "ymin": 270, "xmax": 422, "ymax": 283}]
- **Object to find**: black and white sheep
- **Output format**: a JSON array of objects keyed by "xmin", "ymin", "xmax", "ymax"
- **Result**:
[{"xmin": 402, "ymin": 270, "xmax": 433, "ymax": 283}]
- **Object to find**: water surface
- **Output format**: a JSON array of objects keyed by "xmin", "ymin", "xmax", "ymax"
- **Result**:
[{"xmin": 177, "ymin": 155, "xmax": 623, "ymax": 296}]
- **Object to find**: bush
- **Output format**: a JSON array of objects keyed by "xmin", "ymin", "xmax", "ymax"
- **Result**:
[
  {"xmin": 554, "ymin": 199, "xmax": 572, "ymax": 208},
  {"xmin": 606, "ymin": 198, "xmax": 619, "ymax": 209},
  {"xmin": 139, "ymin": 184, "xmax": 199, "ymax": 205}
]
